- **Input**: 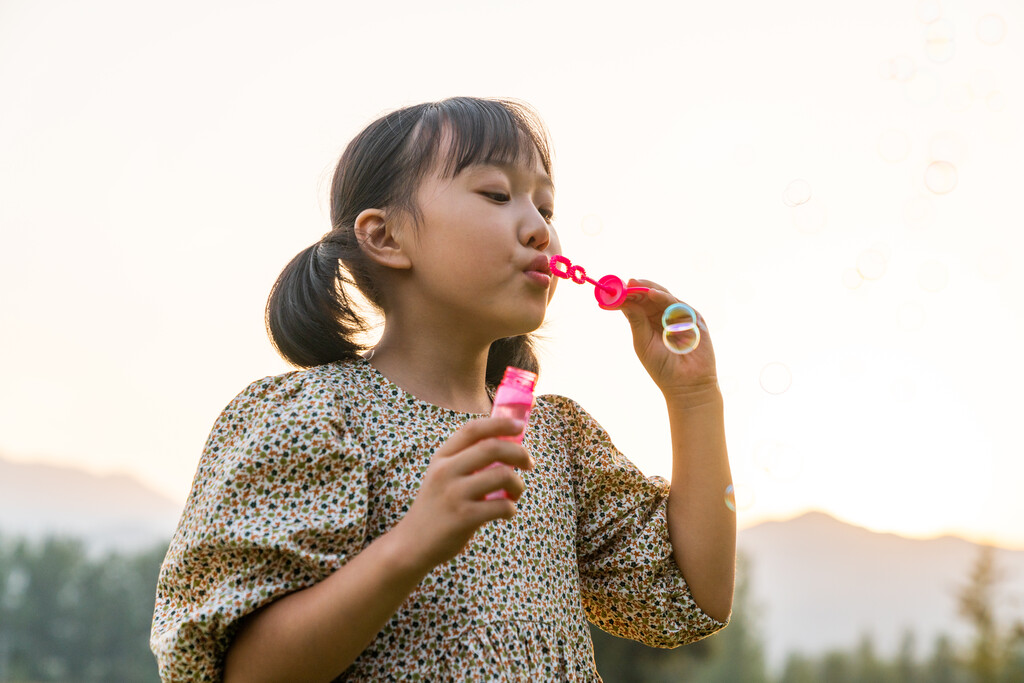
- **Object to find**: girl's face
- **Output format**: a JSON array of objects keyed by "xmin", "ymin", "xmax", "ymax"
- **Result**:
[{"xmin": 396, "ymin": 138, "xmax": 561, "ymax": 343}]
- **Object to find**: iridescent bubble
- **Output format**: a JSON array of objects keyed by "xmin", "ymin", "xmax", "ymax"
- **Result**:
[
  {"xmin": 581, "ymin": 214, "xmax": 604, "ymax": 236},
  {"xmin": 904, "ymin": 195, "xmax": 935, "ymax": 229},
  {"xmin": 945, "ymin": 83, "xmax": 974, "ymax": 112},
  {"xmin": 897, "ymin": 301, "xmax": 926, "ymax": 331},
  {"xmin": 724, "ymin": 483, "xmax": 755, "ymax": 512},
  {"xmin": 792, "ymin": 201, "xmax": 826, "ymax": 235},
  {"xmin": 759, "ymin": 362, "xmax": 792, "ymax": 395},
  {"xmin": 977, "ymin": 14, "xmax": 1007, "ymax": 46},
  {"xmin": 925, "ymin": 21, "xmax": 956, "ymax": 63},
  {"xmin": 905, "ymin": 67, "xmax": 941, "ymax": 106},
  {"xmin": 783, "ymin": 179, "xmax": 812, "ymax": 207},
  {"xmin": 754, "ymin": 441, "xmax": 802, "ymax": 480},
  {"xmin": 916, "ymin": 0, "xmax": 941, "ymax": 24},
  {"xmin": 856, "ymin": 249, "xmax": 887, "ymax": 280},
  {"xmin": 986, "ymin": 91, "xmax": 1006, "ymax": 112},
  {"xmin": 929, "ymin": 131, "xmax": 967, "ymax": 165},
  {"xmin": 662, "ymin": 303, "xmax": 700, "ymax": 355},
  {"xmin": 924, "ymin": 161, "xmax": 958, "ymax": 194},
  {"xmin": 878, "ymin": 129, "xmax": 911, "ymax": 163},
  {"xmin": 919, "ymin": 260, "xmax": 949, "ymax": 292}
]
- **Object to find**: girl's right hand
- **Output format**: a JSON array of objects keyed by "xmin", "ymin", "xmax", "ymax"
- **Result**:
[{"xmin": 392, "ymin": 417, "xmax": 535, "ymax": 572}]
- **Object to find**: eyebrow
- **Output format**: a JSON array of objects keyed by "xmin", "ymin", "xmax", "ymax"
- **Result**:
[{"xmin": 469, "ymin": 162, "xmax": 554, "ymax": 192}]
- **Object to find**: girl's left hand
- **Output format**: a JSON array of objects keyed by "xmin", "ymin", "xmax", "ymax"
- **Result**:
[{"xmin": 618, "ymin": 278, "xmax": 719, "ymax": 402}]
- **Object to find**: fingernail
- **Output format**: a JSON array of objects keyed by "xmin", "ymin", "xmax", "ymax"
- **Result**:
[{"xmin": 512, "ymin": 419, "xmax": 525, "ymax": 431}]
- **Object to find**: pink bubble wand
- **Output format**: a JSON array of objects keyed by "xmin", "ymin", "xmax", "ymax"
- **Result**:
[{"xmin": 549, "ymin": 255, "xmax": 700, "ymax": 354}]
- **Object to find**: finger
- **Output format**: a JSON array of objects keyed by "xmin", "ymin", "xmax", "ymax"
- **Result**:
[
  {"xmin": 623, "ymin": 279, "xmax": 706, "ymax": 326},
  {"xmin": 451, "ymin": 438, "xmax": 534, "ymax": 476},
  {"xmin": 467, "ymin": 498, "xmax": 519, "ymax": 524},
  {"xmin": 461, "ymin": 465, "xmax": 527, "ymax": 502},
  {"xmin": 434, "ymin": 417, "xmax": 528, "ymax": 459}
]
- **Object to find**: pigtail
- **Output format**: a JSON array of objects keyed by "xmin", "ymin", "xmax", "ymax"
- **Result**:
[
  {"xmin": 265, "ymin": 237, "xmax": 371, "ymax": 369},
  {"xmin": 486, "ymin": 335, "xmax": 540, "ymax": 389}
]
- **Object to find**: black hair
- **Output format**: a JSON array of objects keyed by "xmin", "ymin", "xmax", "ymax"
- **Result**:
[{"xmin": 265, "ymin": 97, "xmax": 554, "ymax": 388}]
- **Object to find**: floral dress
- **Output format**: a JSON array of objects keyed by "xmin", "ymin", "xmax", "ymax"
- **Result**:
[{"xmin": 150, "ymin": 358, "xmax": 727, "ymax": 681}]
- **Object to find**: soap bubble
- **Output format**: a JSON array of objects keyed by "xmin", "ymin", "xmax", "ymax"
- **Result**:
[
  {"xmin": 783, "ymin": 179, "xmax": 812, "ymax": 207},
  {"xmin": 916, "ymin": 0, "xmax": 941, "ymax": 24},
  {"xmin": 792, "ymin": 201, "xmax": 827, "ymax": 234},
  {"xmin": 977, "ymin": 14, "xmax": 1007, "ymax": 46},
  {"xmin": 904, "ymin": 195, "xmax": 935, "ymax": 229},
  {"xmin": 925, "ymin": 21, "xmax": 956, "ymax": 63},
  {"xmin": 856, "ymin": 249, "xmax": 887, "ymax": 280},
  {"xmin": 842, "ymin": 267, "xmax": 863, "ymax": 289},
  {"xmin": 905, "ymin": 67, "xmax": 941, "ymax": 106},
  {"xmin": 919, "ymin": 260, "xmax": 949, "ymax": 292},
  {"xmin": 662, "ymin": 303, "xmax": 700, "ymax": 355},
  {"xmin": 924, "ymin": 161, "xmax": 958, "ymax": 194},
  {"xmin": 759, "ymin": 362, "xmax": 792, "ymax": 395},
  {"xmin": 580, "ymin": 214, "xmax": 604, "ymax": 236},
  {"xmin": 724, "ymin": 483, "xmax": 755, "ymax": 512},
  {"xmin": 878, "ymin": 129, "xmax": 911, "ymax": 163}
]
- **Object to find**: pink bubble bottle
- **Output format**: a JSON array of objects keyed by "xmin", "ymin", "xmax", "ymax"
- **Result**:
[{"xmin": 484, "ymin": 365, "xmax": 538, "ymax": 501}]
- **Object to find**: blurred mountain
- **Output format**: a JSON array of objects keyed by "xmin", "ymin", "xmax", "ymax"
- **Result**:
[
  {"xmin": 0, "ymin": 455, "xmax": 181, "ymax": 555},
  {"xmin": 739, "ymin": 510, "xmax": 1024, "ymax": 670}
]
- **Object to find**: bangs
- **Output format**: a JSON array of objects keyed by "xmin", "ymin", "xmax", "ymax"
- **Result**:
[{"xmin": 402, "ymin": 97, "xmax": 554, "ymax": 190}]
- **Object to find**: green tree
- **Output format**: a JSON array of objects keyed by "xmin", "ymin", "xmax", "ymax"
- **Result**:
[
  {"xmin": 0, "ymin": 534, "xmax": 166, "ymax": 682},
  {"xmin": 778, "ymin": 652, "xmax": 816, "ymax": 683},
  {"xmin": 894, "ymin": 629, "xmax": 919, "ymax": 683},
  {"xmin": 957, "ymin": 544, "xmax": 1011, "ymax": 683},
  {"xmin": 925, "ymin": 634, "xmax": 969, "ymax": 683}
]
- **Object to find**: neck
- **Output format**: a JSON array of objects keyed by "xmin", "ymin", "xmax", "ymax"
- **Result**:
[{"xmin": 367, "ymin": 325, "xmax": 494, "ymax": 414}]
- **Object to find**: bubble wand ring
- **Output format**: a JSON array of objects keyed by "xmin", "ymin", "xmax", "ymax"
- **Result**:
[{"xmin": 550, "ymin": 255, "xmax": 701, "ymax": 355}]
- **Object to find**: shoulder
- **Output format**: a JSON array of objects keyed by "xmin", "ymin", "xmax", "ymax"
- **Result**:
[
  {"xmin": 205, "ymin": 360, "xmax": 372, "ymax": 451},
  {"xmin": 223, "ymin": 360, "xmax": 364, "ymax": 419},
  {"xmin": 535, "ymin": 393, "xmax": 599, "ymax": 426}
]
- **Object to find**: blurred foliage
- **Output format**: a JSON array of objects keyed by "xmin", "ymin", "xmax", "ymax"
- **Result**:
[
  {"xmin": 0, "ymin": 534, "xmax": 165, "ymax": 682},
  {"xmin": 0, "ymin": 538, "xmax": 1022, "ymax": 682}
]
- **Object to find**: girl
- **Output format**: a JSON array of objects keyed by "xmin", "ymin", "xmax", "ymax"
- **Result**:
[{"xmin": 150, "ymin": 96, "xmax": 735, "ymax": 682}]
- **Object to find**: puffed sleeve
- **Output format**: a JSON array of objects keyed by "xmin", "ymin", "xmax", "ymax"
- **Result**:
[
  {"xmin": 150, "ymin": 371, "xmax": 368, "ymax": 682},
  {"xmin": 548, "ymin": 395, "xmax": 728, "ymax": 648}
]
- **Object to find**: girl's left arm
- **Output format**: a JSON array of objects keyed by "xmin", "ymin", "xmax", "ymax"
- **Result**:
[{"xmin": 619, "ymin": 279, "xmax": 736, "ymax": 624}]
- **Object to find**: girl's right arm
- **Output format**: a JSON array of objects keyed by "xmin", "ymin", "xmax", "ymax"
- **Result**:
[{"xmin": 222, "ymin": 416, "xmax": 535, "ymax": 683}]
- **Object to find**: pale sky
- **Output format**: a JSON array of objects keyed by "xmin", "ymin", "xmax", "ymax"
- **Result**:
[{"xmin": 2, "ymin": 0, "xmax": 1022, "ymax": 548}]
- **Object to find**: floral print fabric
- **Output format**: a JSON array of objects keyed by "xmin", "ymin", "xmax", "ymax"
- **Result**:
[{"xmin": 150, "ymin": 358, "xmax": 726, "ymax": 681}]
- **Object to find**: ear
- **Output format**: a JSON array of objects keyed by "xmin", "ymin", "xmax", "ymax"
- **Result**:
[{"xmin": 353, "ymin": 208, "xmax": 412, "ymax": 270}]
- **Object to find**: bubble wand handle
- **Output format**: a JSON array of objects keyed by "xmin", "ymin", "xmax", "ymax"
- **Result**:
[{"xmin": 548, "ymin": 254, "xmax": 701, "ymax": 354}]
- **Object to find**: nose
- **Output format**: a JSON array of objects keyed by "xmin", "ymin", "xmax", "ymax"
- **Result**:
[{"xmin": 520, "ymin": 207, "xmax": 552, "ymax": 251}]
